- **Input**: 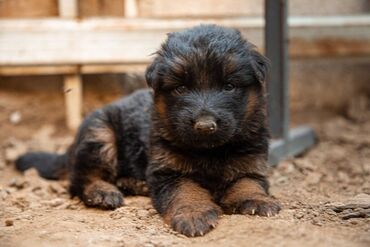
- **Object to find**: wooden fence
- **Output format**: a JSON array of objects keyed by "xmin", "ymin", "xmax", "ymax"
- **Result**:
[{"xmin": 1, "ymin": 0, "xmax": 369, "ymax": 129}]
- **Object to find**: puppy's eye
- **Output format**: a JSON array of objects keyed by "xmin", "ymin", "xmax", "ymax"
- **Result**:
[
  {"xmin": 223, "ymin": 83, "xmax": 235, "ymax": 91},
  {"xmin": 174, "ymin": 85, "xmax": 188, "ymax": 95}
]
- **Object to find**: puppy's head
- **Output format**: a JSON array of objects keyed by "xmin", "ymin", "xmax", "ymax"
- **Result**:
[{"xmin": 146, "ymin": 25, "xmax": 269, "ymax": 149}]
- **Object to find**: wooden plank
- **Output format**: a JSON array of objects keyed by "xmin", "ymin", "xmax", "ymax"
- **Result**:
[
  {"xmin": 64, "ymin": 74, "xmax": 82, "ymax": 130},
  {"xmin": 0, "ymin": 64, "xmax": 148, "ymax": 76},
  {"xmin": 0, "ymin": 0, "xmax": 58, "ymax": 18},
  {"xmin": 78, "ymin": 0, "xmax": 124, "ymax": 17},
  {"xmin": 139, "ymin": 0, "xmax": 369, "ymax": 18},
  {"xmin": 1, "ymin": 15, "xmax": 369, "ymax": 31},
  {"xmin": 58, "ymin": 0, "xmax": 81, "ymax": 130},
  {"xmin": 81, "ymin": 64, "xmax": 147, "ymax": 74},
  {"xmin": 58, "ymin": 0, "xmax": 78, "ymax": 18},
  {"xmin": 0, "ymin": 30, "xmax": 161, "ymax": 65},
  {"xmin": 0, "ymin": 16, "xmax": 369, "ymax": 66},
  {"xmin": 0, "ymin": 17, "xmax": 263, "ymax": 32},
  {"xmin": 124, "ymin": 0, "xmax": 138, "ymax": 18},
  {"xmin": 290, "ymin": 38, "xmax": 370, "ymax": 58},
  {"xmin": 137, "ymin": 0, "xmax": 263, "ymax": 18},
  {"xmin": 290, "ymin": 0, "xmax": 370, "ymax": 16},
  {"xmin": 0, "ymin": 65, "xmax": 78, "ymax": 76}
]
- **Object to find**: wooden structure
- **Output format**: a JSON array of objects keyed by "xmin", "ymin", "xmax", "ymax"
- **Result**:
[{"xmin": 1, "ymin": 0, "xmax": 370, "ymax": 130}]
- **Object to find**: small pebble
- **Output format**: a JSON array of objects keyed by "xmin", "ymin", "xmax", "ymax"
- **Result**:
[
  {"xmin": 294, "ymin": 212, "xmax": 305, "ymax": 219},
  {"xmin": 9, "ymin": 111, "xmax": 22, "ymax": 124},
  {"xmin": 137, "ymin": 209, "xmax": 149, "ymax": 218},
  {"xmin": 148, "ymin": 208, "xmax": 158, "ymax": 216},
  {"xmin": 32, "ymin": 187, "xmax": 45, "ymax": 197},
  {"xmin": 326, "ymin": 209, "xmax": 337, "ymax": 216},
  {"xmin": 66, "ymin": 204, "xmax": 77, "ymax": 210},
  {"xmin": 143, "ymin": 242, "xmax": 155, "ymax": 247},
  {"xmin": 5, "ymin": 219, "xmax": 13, "ymax": 226},
  {"xmin": 148, "ymin": 229, "xmax": 157, "ymax": 235},
  {"xmin": 48, "ymin": 184, "xmax": 67, "ymax": 195},
  {"xmin": 46, "ymin": 198, "xmax": 64, "ymax": 207},
  {"xmin": 9, "ymin": 178, "xmax": 29, "ymax": 189},
  {"xmin": 311, "ymin": 219, "xmax": 323, "ymax": 226},
  {"xmin": 78, "ymin": 219, "xmax": 86, "ymax": 223},
  {"xmin": 350, "ymin": 219, "xmax": 359, "ymax": 225}
]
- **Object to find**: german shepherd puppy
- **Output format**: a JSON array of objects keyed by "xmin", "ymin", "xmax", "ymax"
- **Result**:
[{"xmin": 16, "ymin": 25, "xmax": 281, "ymax": 237}]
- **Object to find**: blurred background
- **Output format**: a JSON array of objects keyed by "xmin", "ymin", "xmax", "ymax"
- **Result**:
[
  {"xmin": 1, "ymin": 0, "xmax": 369, "ymax": 134},
  {"xmin": 0, "ymin": 1, "xmax": 370, "ymax": 246}
]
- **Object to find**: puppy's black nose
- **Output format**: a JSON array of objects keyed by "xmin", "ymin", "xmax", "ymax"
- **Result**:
[{"xmin": 194, "ymin": 116, "xmax": 217, "ymax": 135}]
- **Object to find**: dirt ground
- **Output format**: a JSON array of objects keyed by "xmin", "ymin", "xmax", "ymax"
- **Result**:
[{"xmin": 0, "ymin": 88, "xmax": 369, "ymax": 247}]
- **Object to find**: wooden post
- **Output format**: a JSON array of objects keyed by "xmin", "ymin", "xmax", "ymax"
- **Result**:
[
  {"xmin": 58, "ymin": 0, "xmax": 78, "ymax": 18},
  {"xmin": 58, "ymin": 0, "xmax": 82, "ymax": 130},
  {"xmin": 64, "ymin": 74, "xmax": 82, "ymax": 130},
  {"xmin": 124, "ymin": 0, "xmax": 138, "ymax": 18}
]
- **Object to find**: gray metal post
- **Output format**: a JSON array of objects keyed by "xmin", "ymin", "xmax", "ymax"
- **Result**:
[
  {"xmin": 265, "ymin": 0, "xmax": 289, "ymax": 140},
  {"xmin": 265, "ymin": 0, "xmax": 316, "ymax": 165}
]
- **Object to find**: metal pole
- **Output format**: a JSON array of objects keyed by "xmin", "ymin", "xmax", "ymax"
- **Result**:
[
  {"xmin": 265, "ymin": 0, "xmax": 289, "ymax": 141},
  {"xmin": 265, "ymin": 0, "xmax": 316, "ymax": 165}
]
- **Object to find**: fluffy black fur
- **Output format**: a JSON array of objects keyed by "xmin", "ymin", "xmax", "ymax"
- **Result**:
[{"xmin": 16, "ymin": 24, "xmax": 280, "ymax": 237}]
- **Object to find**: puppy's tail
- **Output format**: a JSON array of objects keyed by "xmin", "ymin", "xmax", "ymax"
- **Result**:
[{"xmin": 15, "ymin": 152, "xmax": 69, "ymax": 180}]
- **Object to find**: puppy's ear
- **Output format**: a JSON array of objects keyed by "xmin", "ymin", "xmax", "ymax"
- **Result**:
[
  {"xmin": 250, "ymin": 49, "xmax": 270, "ymax": 84},
  {"xmin": 145, "ymin": 57, "xmax": 161, "ymax": 89}
]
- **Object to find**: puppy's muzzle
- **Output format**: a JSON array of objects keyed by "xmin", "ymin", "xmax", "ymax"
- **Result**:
[{"xmin": 194, "ymin": 116, "xmax": 217, "ymax": 135}]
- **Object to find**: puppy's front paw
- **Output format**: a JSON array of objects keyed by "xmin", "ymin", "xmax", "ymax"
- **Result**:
[
  {"xmin": 83, "ymin": 181, "xmax": 124, "ymax": 209},
  {"xmin": 169, "ymin": 206, "xmax": 221, "ymax": 237},
  {"xmin": 240, "ymin": 196, "xmax": 281, "ymax": 217}
]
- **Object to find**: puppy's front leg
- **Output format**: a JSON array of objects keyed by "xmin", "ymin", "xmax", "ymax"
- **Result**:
[
  {"xmin": 150, "ymin": 176, "xmax": 221, "ymax": 237},
  {"xmin": 221, "ymin": 176, "xmax": 281, "ymax": 216}
]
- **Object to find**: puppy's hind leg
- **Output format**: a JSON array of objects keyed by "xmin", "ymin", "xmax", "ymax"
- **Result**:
[{"xmin": 70, "ymin": 116, "xmax": 123, "ymax": 209}]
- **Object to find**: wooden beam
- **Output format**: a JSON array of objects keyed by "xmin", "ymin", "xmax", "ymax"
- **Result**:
[
  {"xmin": 78, "ymin": 0, "xmax": 124, "ymax": 17},
  {"xmin": 1, "ymin": 16, "xmax": 369, "ymax": 66},
  {"xmin": 64, "ymin": 74, "xmax": 82, "ymax": 130},
  {"xmin": 81, "ymin": 63, "xmax": 147, "ymax": 74},
  {"xmin": 0, "ymin": 17, "xmax": 264, "ymax": 32},
  {"xmin": 0, "ymin": 0, "xmax": 59, "ymax": 18},
  {"xmin": 0, "ymin": 65, "xmax": 78, "ymax": 76},
  {"xmin": 124, "ymin": 0, "xmax": 138, "ymax": 18},
  {"xmin": 1, "ymin": 15, "xmax": 369, "ymax": 31},
  {"xmin": 0, "ymin": 64, "xmax": 148, "ymax": 76},
  {"xmin": 58, "ymin": 0, "xmax": 78, "ymax": 18},
  {"xmin": 137, "ymin": 0, "xmax": 263, "ymax": 18}
]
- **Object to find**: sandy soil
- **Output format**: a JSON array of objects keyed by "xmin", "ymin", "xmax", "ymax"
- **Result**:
[{"xmin": 0, "ymin": 89, "xmax": 369, "ymax": 247}]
